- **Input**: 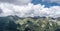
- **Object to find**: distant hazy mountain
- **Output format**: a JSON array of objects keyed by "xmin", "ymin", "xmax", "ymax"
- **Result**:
[{"xmin": 0, "ymin": 15, "xmax": 19, "ymax": 31}]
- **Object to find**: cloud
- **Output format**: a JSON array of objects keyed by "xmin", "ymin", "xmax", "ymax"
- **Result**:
[
  {"xmin": 0, "ymin": 8, "xmax": 3, "ymax": 14},
  {"xmin": 0, "ymin": 0, "xmax": 32, "ymax": 5},
  {"xmin": 0, "ymin": 2, "xmax": 60, "ymax": 18},
  {"xmin": 42, "ymin": 0, "xmax": 60, "ymax": 4},
  {"xmin": 0, "ymin": 3, "xmax": 45, "ymax": 17},
  {"xmin": 49, "ymin": 6, "xmax": 60, "ymax": 18}
]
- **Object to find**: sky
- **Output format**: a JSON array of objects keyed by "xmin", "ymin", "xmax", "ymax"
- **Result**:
[
  {"xmin": 32, "ymin": 0, "xmax": 60, "ymax": 7},
  {"xmin": 0, "ymin": 0, "xmax": 60, "ymax": 18}
]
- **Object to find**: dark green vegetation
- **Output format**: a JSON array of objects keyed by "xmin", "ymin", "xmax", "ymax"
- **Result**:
[
  {"xmin": 16, "ymin": 17, "xmax": 60, "ymax": 31},
  {"xmin": 0, "ymin": 16, "xmax": 60, "ymax": 31}
]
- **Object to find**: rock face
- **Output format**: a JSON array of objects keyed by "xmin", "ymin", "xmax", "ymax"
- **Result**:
[
  {"xmin": 56, "ymin": 17, "xmax": 60, "ymax": 21},
  {"xmin": 16, "ymin": 17, "xmax": 60, "ymax": 31}
]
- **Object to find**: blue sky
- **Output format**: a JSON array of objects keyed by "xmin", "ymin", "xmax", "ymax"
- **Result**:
[{"xmin": 32, "ymin": 0, "xmax": 60, "ymax": 7}]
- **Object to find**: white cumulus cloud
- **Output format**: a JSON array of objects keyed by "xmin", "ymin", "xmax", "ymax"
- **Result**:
[{"xmin": 0, "ymin": 2, "xmax": 60, "ymax": 18}]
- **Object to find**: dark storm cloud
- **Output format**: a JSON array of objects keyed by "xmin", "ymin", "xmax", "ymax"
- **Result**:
[
  {"xmin": 0, "ymin": 0, "xmax": 32, "ymax": 5},
  {"xmin": 0, "ymin": 8, "xmax": 3, "ymax": 14}
]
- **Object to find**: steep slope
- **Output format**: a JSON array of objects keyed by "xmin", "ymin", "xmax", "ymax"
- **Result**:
[{"xmin": 0, "ymin": 15, "xmax": 19, "ymax": 31}]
